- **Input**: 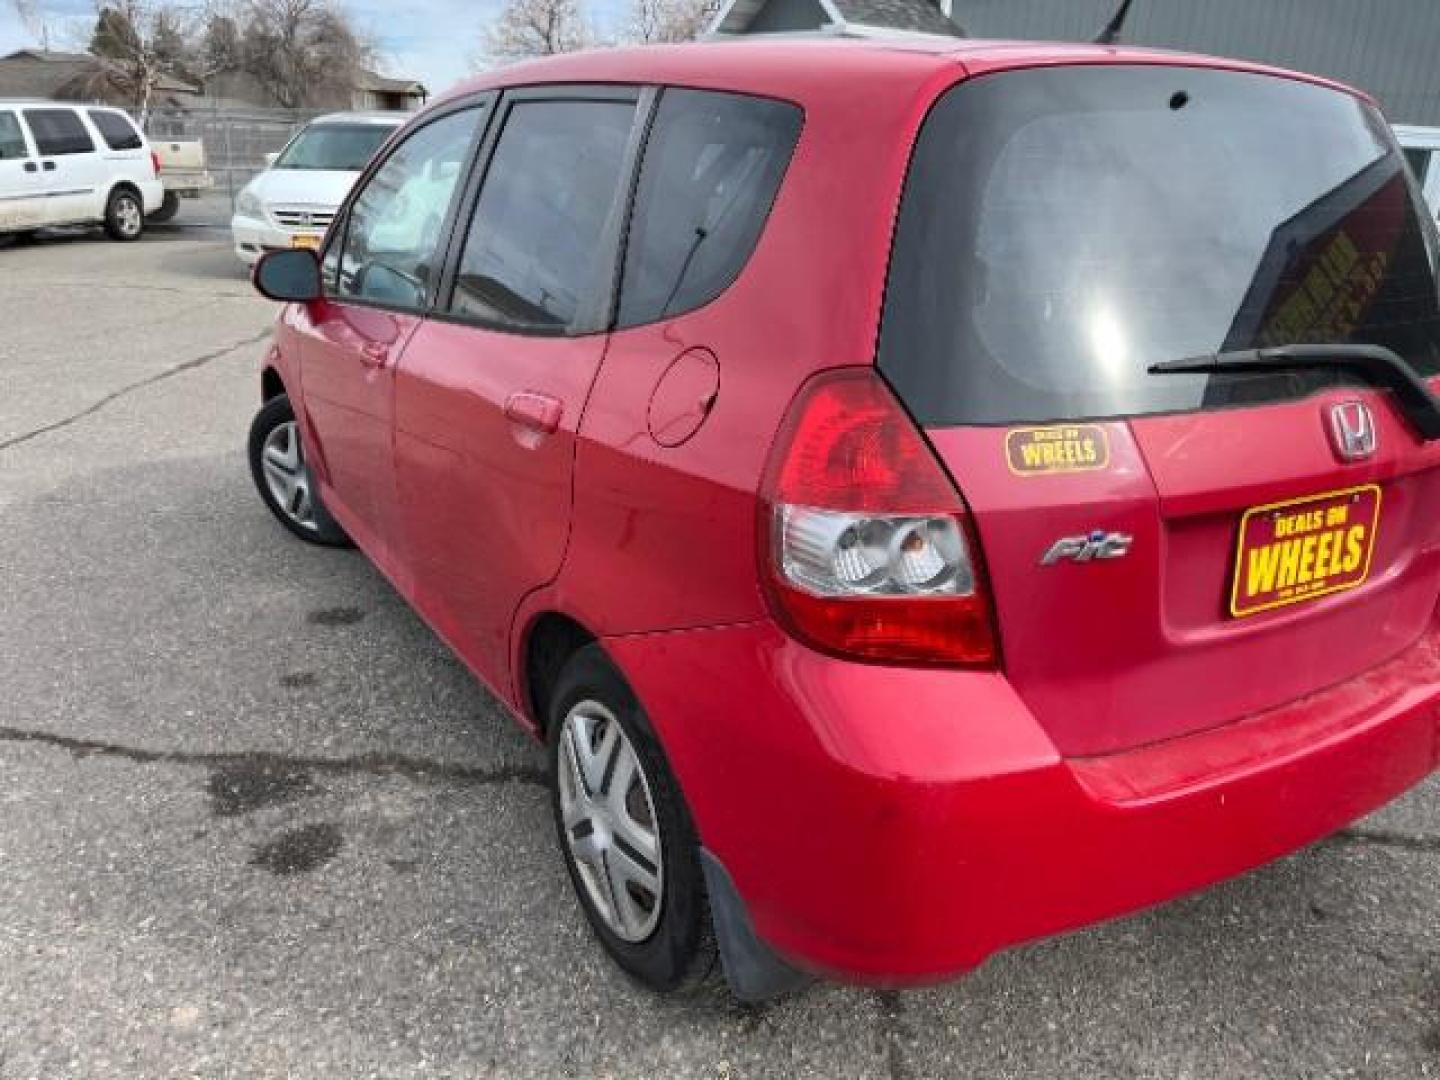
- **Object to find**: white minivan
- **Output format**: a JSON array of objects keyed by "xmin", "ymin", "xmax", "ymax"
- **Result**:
[
  {"xmin": 0, "ymin": 101, "xmax": 164, "ymax": 241},
  {"xmin": 230, "ymin": 111, "xmax": 404, "ymax": 265}
]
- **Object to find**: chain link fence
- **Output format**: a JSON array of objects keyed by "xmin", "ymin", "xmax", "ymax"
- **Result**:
[{"xmin": 145, "ymin": 104, "xmax": 324, "ymax": 209}]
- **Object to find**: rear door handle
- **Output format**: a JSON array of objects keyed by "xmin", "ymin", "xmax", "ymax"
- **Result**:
[
  {"xmin": 504, "ymin": 391, "xmax": 563, "ymax": 435},
  {"xmin": 41, "ymin": 160, "xmax": 55, "ymax": 172},
  {"xmin": 22, "ymin": 161, "xmax": 37, "ymax": 173}
]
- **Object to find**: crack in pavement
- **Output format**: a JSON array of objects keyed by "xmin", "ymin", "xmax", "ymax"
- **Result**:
[
  {"xmin": 1334, "ymin": 827, "xmax": 1440, "ymax": 854},
  {"xmin": 0, "ymin": 725, "xmax": 546, "ymax": 788},
  {"xmin": 12, "ymin": 280, "xmax": 254, "ymax": 301},
  {"xmin": 0, "ymin": 326, "xmax": 272, "ymax": 453}
]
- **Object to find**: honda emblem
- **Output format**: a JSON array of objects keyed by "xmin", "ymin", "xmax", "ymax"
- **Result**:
[{"xmin": 1329, "ymin": 401, "xmax": 1376, "ymax": 462}]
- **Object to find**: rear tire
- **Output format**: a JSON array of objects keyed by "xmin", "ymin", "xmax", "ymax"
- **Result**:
[
  {"xmin": 103, "ymin": 187, "xmax": 144, "ymax": 241},
  {"xmin": 247, "ymin": 393, "xmax": 351, "ymax": 547},
  {"xmin": 548, "ymin": 645, "xmax": 717, "ymax": 993},
  {"xmin": 149, "ymin": 191, "xmax": 180, "ymax": 223}
]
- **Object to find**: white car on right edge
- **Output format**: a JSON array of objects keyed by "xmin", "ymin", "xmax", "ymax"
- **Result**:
[
  {"xmin": 230, "ymin": 111, "xmax": 404, "ymax": 265},
  {"xmin": 1395, "ymin": 124, "xmax": 1440, "ymax": 219}
]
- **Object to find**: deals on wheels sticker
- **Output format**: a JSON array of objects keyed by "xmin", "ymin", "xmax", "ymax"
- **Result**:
[
  {"xmin": 1230, "ymin": 485, "xmax": 1381, "ymax": 618},
  {"xmin": 1006, "ymin": 425, "xmax": 1109, "ymax": 475}
]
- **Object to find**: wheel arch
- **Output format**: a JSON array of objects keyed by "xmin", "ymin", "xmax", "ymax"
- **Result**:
[
  {"xmin": 261, "ymin": 366, "xmax": 286, "ymax": 402},
  {"xmin": 106, "ymin": 179, "xmax": 142, "ymax": 207},
  {"xmin": 520, "ymin": 611, "xmax": 598, "ymax": 737}
]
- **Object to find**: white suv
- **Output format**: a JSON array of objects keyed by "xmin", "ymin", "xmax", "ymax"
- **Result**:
[
  {"xmin": 1395, "ymin": 124, "xmax": 1440, "ymax": 219},
  {"xmin": 230, "ymin": 112, "xmax": 404, "ymax": 265},
  {"xmin": 0, "ymin": 101, "xmax": 164, "ymax": 241}
]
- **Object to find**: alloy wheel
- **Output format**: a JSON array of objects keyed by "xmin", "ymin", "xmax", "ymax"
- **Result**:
[
  {"xmin": 260, "ymin": 420, "xmax": 317, "ymax": 531},
  {"xmin": 115, "ymin": 195, "xmax": 142, "ymax": 238},
  {"xmin": 557, "ymin": 700, "xmax": 664, "ymax": 942}
]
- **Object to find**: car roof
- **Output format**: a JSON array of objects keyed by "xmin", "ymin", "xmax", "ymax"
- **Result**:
[
  {"xmin": 1393, "ymin": 123, "xmax": 1440, "ymax": 149},
  {"xmin": 306, "ymin": 111, "xmax": 409, "ymax": 127},
  {"xmin": 441, "ymin": 36, "xmax": 1369, "ymax": 110},
  {"xmin": 0, "ymin": 98, "xmax": 129, "ymax": 108}
]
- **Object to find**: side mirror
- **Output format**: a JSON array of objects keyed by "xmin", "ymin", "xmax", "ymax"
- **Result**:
[
  {"xmin": 253, "ymin": 248, "xmax": 321, "ymax": 302},
  {"xmin": 263, "ymin": 151, "xmax": 279, "ymax": 167}
]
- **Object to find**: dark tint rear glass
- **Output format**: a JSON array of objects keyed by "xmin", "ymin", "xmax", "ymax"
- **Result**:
[
  {"xmin": 1404, "ymin": 147, "xmax": 1432, "ymax": 186},
  {"xmin": 879, "ymin": 67, "xmax": 1440, "ymax": 427},
  {"xmin": 88, "ymin": 109, "xmax": 142, "ymax": 150},
  {"xmin": 23, "ymin": 109, "xmax": 94, "ymax": 156},
  {"xmin": 617, "ymin": 88, "xmax": 801, "ymax": 327}
]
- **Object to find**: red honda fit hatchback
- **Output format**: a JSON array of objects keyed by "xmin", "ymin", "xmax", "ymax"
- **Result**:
[{"xmin": 246, "ymin": 38, "xmax": 1440, "ymax": 999}]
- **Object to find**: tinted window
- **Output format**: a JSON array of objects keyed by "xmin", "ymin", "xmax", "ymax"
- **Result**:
[
  {"xmin": 451, "ymin": 101, "xmax": 635, "ymax": 332},
  {"xmin": 88, "ymin": 109, "xmax": 142, "ymax": 151},
  {"xmin": 276, "ymin": 123, "xmax": 397, "ymax": 171},
  {"xmin": 880, "ymin": 67, "xmax": 1440, "ymax": 426},
  {"xmin": 336, "ymin": 108, "xmax": 482, "ymax": 310},
  {"xmin": 617, "ymin": 89, "xmax": 801, "ymax": 327},
  {"xmin": 0, "ymin": 112, "xmax": 27, "ymax": 160},
  {"xmin": 23, "ymin": 109, "xmax": 94, "ymax": 156},
  {"xmin": 1404, "ymin": 147, "xmax": 1432, "ymax": 187}
]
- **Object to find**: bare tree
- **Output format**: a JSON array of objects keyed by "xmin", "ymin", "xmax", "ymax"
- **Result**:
[
  {"xmin": 84, "ymin": 1, "xmax": 198, "ymax": 119},
  {"xmin": 239, "ymin": 0, "xmax": 372, "ymax": 108},
  {"xmin": 482, "ymin": 0, "xmax": 593, "ymax": 64},
  {"xmin": 627, "ymin": 0, "xmax": 718, "ymax": 43},
  {"xmin": 11, "ymin": 0, "xmax": 58, "ymax": 49}
]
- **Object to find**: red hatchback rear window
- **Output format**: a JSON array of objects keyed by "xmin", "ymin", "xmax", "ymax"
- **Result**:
[{"xmin": 879, "ymin": 65, "xmax": 1440, "ymax": 426}]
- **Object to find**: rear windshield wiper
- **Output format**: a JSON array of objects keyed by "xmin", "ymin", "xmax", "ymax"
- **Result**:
[{"xmin": 1149, "ymin": 344, "xmax": 1440, "ymax": 441}]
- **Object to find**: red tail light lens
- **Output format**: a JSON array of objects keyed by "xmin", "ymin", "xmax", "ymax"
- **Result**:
[
  {"xmin": 760, "ymin": 369, "xmax": 997, "ymax": 666},
  {"xmin": 150, "ymin": 151, "xmax": 161, "ymax": 178}
]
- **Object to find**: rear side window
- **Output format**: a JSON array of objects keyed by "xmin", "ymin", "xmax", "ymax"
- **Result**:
[
  {"xmin": 87, "ymin": 109, "xmax": 142, "ymax": 151},
  {"xmin": 1404, "ymin": 147, "xmax": 1432, "ymax": 187},
  {"xmin": 880, "ymin": 67, "xmax": 1440, "ymax": 426},
  {"xmin": 0, "ymin": 112, "xmax": 26, "ymax": 159},
  {"xmin": 617, "ymin": 89, "xmax": 802, "ymax": 327},
  {"xmin": 450, "ymin": 100, "xmax": 636, "ymax": 333},
  {"xmin": 23, "ymin": 109, "xmax": 94, "ymax": 156}
]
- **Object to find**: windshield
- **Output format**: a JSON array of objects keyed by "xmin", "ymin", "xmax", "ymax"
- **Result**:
[
  {"xmin": 879, "ymin": 66, "xmax": 1440, "ymax": 426},
  {"xmin": 274, "ymin": 122, "xmax": 396, "ymax": 172}
]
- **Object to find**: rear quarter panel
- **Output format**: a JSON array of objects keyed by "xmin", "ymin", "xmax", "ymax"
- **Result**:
[{"xmin": 531, "ymin": 64, "xmax": 968, "ymax": 648}]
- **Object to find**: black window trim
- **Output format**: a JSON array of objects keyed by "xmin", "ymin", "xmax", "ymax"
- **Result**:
[
  {"xmin": 430, "ymin": 83, "xmax": 656, "ymax": 340},
  {"xmin": 319, "ymin": 90, "xmax": 499, "ymax": 316}
]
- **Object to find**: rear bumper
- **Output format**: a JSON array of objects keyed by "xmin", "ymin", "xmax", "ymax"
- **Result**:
[{"xmin": 606, "ymin": 615, "xmax": 1440, "ymax": 984}]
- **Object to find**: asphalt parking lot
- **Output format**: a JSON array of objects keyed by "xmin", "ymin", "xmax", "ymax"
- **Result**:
[{"xmin": 0, "ymin": 226, "xmax": 1436, "ymax": 1079}]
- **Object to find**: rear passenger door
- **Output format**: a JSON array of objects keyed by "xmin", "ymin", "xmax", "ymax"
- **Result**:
[
  {"xmin": 20, "ymin": 108, "xmax": 100, "ymax": 225},
  {"xmin": 393, "ymin": 87, "xmax": 645, "ymax": 690},
  {"xmin": 0, "ymin": 108, "xmax": 43, "ymax": 230}
]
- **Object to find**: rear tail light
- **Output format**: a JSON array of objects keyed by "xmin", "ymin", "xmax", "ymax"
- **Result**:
[
  {"xmin": 759, "ymin": 369, "xmax": 997, "ymax": 666},
  {"xmin": 150, "ymin": 151, "xmax": 161, "ymax": 177}
]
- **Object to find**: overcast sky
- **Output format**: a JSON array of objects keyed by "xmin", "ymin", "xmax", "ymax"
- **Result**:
[{"xmin": 1, "ymin": 0, "xmax": 631, "ymax": 97}]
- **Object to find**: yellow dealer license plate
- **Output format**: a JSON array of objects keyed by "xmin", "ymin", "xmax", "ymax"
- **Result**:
[
  {"xmin": 291, "ymin": 234, "xmax": 321, "ymax": 251},
  {"xmin": 1230, "ymin": 485, "xmax": 1381, "ymax": 618}
]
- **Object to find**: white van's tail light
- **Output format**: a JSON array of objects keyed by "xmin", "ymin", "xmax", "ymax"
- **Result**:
[{"xmin": 760, "ymin": 369, "xmax": 997, "ymax": 666}]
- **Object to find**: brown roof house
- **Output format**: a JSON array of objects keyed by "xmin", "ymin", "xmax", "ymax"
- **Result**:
[{"xmin": 0, "ymin": 48, "xmax": 201, "ymax": 107}]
